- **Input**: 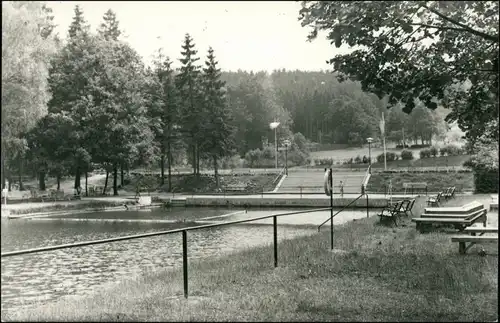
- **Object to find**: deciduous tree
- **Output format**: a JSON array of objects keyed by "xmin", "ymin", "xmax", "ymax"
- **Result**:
[{"xmin": 299, "ymin": 1, "xmax": 499, "ymax": 142}]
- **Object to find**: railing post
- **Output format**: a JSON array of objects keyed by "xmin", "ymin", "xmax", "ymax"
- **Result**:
[
  {"xmin": 366, "ymin": 194, "xmax": 369, "ymax": 218},
  {"xmin": 182, "ymin": 230, "xmax": 188, "ymax": 299},
  {"xmin": 273, "ymin": 215, "xmax": 278, "ymax": 267},
  {"xmin": 329, "ymin": 168, "xmax": 334, "ymax": 250}
]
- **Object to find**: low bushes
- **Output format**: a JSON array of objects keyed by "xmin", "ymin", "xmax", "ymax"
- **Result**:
[
  {"xmin": 400, "ymin": 150, "xmax": 413, "ymax": 160},
  {"xmin": 376, "ymin": 152, "xmax": 398, "ymax": 163},
  {"xmin": 420, "ymin": 144, "xmax": 464, "ymax": 159}
]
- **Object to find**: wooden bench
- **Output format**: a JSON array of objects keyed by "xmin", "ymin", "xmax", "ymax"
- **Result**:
[
  {"xmin": 442, "ymin": 186, "xmax": 456, "ymax": 200},
  {"xmin": 412, "ymin": 209, "xmax": 487, "ymax": 233},
  {"xmin": 420, "ymin": 207, "xmax": 485, "ymax": 220},
  {"xmin": 378, "ymin": 200, "xmax": 404, "ymax": 226},
  {"xmin": 403, "ymin": 182, "xmax": 428, "ymax": 196},
  {"xmin": 426, "ymin": 191, "xmax": 443, "ymax": 207},
  {"xmin": 451, "ymin": 235, "xmax": 498, "ymax": 254},
  {"xmin": 464, "ymin": 226, "xmax": 498, "ymax": 236},
  {"xmin": 491, "ymin": 195, "xmax": 498, "ymax": 211},
  {"xmin": 225, "ymin": 185, "xmax": 246, "ymax": 192}
]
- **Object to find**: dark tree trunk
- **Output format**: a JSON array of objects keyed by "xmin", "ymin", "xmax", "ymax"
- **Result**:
[
  {"xmin": 18, "ymin": 158, "xmax": 24, "ymax": 191},
  {"xmin": 39, "ymin": 171, "xmax": 46, "ymax": 191},
  {"xmin": 192, "ymin": 144, "xmax": 196, "ymax": 175},
  {"xmin": 113, "ymin": 165, "xmax": 118, "ymax": 196},
  {"xmin": 196, "ymin": 144, "xmax": 200, "ymax": 175},
  {"xmin": 56, "ymin": 174, "xmax": 61, "ymax": 191},
  {"xmin": 1, "ymin": 149, "xmax": 4, "ymax": 189},
  {"xmin": 167, "ymin": 141, "xmax": 172, "ymax": 192},
  {"xmin": 74, "ymin": 167, "xmax": 81, "ymax": 189},
  {"xmin": 160, "ymin": 147, "xmax": 165, "ymax": 186},
  {"xmin": 120, "ymin": 163, "xmax": 124, "ymax": 187},
  {"xmin": 103, "ymin": 170, "xmax": 109, "ymax": 195},
  {"xmin": 213, "ymin": 155, "xmax": 219, "ymax": 189},
  {"xmin": 85, "ymin": 171, "xmax": 88, "ymax": 197}
]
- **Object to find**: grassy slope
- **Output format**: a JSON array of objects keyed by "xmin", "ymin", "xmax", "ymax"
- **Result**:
[
  {"xmin": 368, "ymin": 172, "xmax": 475, "ymax": 193},
  {"xmin": 7, "ymin": 195, "xmax": 497, "ymax": 322}
]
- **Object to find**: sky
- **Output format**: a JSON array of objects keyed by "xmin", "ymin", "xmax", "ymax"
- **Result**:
[{"xmin": 48, "ymin": 1, "xmax": 345, "ymax": 72}]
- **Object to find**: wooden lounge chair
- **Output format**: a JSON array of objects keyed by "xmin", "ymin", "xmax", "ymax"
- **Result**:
[
  {"xmin": 442, "ymin": 186, "xmax": 456, "ymax": 200},
  {"xmin": 463, "ymin": 226, "xmax": 498, "ymax": 236},
  {"xmin": 412, "ymin": 208, "xmax": 487, "ymax": 233},
  {"xmin": 426, "ymin": 191, "xmax": 442, "ymax": 207},
  {"xmin": 378, "ymin": 200, "xmax": 404, "ymax": 226},
  {"xmin": 399, "ymin": 198, "xmax": 416, "ymax": 217}
]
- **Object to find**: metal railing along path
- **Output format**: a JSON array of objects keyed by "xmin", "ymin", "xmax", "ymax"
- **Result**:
[
  {"xmin": 317, "ymin": 193, "xmax": 366, "ymax": 232},
  {"xmin": 1, "ymin": 207, "xmax": 333, "ymax": 299}
]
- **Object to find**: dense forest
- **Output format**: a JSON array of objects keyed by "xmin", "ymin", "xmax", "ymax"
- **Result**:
[{"xmin": 1, "ymin": 2, "xmax": 455, "ymax": 194}]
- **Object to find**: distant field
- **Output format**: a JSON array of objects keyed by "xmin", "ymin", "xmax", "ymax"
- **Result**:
[
  {"xmin": 310, "ymin": 147, "xmax": 425, "ymax": 161},
  {"xmin": 306, "ymin": 154, "xmax": 471, "ymax": 170}
]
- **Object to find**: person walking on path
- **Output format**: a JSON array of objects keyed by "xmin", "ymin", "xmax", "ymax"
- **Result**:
[{"xmin": 339, "ymin": 180, "xmax": 344, "ymax": 197}]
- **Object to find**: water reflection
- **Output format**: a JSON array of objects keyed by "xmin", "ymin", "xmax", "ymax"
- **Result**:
[{"xmin": 1, "ymin": 208, "xmax": 317, "ymax": 312}]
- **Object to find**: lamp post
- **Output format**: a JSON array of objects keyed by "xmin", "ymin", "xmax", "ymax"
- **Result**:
[
  {"xmin": 269, "ymin": 121, "xmax": 280, "ymax": 169},
  {"xmin": 367, "ymin": 137, "xmax": 373, "ymax": 166},
  {"xmin": 283, "ymin": 139, "xmax": 291, "ymax": 175}
]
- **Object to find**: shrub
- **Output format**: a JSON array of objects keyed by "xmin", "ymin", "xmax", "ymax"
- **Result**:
[
  {"xmin": 440, "ymin": 146, "xmax": 448, "ymax": 156},
  {"xmin": 244, "ymin": 149, "xmax": 263, "ymax": 168},
  {"xmin": 400, "ymin": 150, "xmax": 414, "ymax": 160},
  {"xmin": 386, "ymin": 152, "xmax": 398, "ymax": 162},
  {"xmin": 474, "ymin": 169, "xmax": 499, "ymax": 193},
  {"xmin": 411, "ymin": 144, "xmax": 431, "ymax": 148},
  {"xmin": 445, "ymin": 144, "xmax": 460, "ymax": 156},
  {"xmin": 420, "ymin": 149, "xmax": 431, "ymax": 159},
  {"xmin": 354, "ymin": 155, "xmax": 362, "ymax": 164},
  {"xmin": 429, "ymin": 146, "xmax": 439, "ymax": 157},
  {"xmin": 395, "ymin": 144, "xmax": 410, "ymax": 149},
  {"xmin": 376, "ymin": 153, "xmax": 385, "ymax": 164}
]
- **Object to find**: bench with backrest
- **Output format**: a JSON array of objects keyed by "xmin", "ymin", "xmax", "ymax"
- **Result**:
[
  {"xmin": 378, "ymin": 200, "xmax": 405, "ymax": 226},
  {"xmin": 451, "ymin": 233, "xmax": 498, "ymax": 254},
  {"xmin": 412, "ymin": 208, "xmax": 487, "ymax": 233},
  {"xmin": 442, "ymin": 186, "xmax": 456, "ymax": 200},
  {"xmin": 426, "ymin": 191, "xmax": 443, "ymax": 207},
  {"xmin": 399, "ymin": 198, "xmax": 416, "ymax": 217},
  {"xmin": 403, "ymin": 182, "xmax": 428, "ymax": 196},
  {"xmin": 424, "ymin": 201, "xmax": 484, "ymax": 215},
  {"xmin": 225, "ymin": 185, "xmax": 247, "ymax": 192}
]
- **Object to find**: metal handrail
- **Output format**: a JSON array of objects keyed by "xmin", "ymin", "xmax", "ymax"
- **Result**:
[
  {"xmin": 1, "ymin": 207, "xmax": 334, "ymax": 299},
  {"xmin": 272, "ymin": 167, "xmax": 286, "ymax": 184},
  {"xmin": 1, "ymin": 207, "xmax": 331, "ymax": 258},
  {"xmin": 317, "ymin": 194, "xmax": 365, "ymax": 231}
]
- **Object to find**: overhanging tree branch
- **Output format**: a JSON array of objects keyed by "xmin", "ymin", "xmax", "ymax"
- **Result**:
[{"xmin": 422, "ymin": 4, "xmax": 498, "ymax": 42}]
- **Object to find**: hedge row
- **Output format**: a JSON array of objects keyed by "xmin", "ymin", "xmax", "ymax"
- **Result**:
[{"xmin": 420, "ymin": 144, "xmax": 465, "ymax": 159}]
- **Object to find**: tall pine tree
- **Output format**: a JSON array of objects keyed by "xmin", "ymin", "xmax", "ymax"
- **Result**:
[
  {"xmin": 68, "ymin": 5, "xmax": 89, "ymax": 39},
  {"xmin": 98, "ymin": 9, "xmax": 121, "ymax": 41},
  {"xmin": 201, "ymin": 47, "xmax": 235, "ymax": 188},
  {"xmin": 147, "ymin": 48, "xmax": 179, "ymax": 191},
  {"xmin": 175, "ymin": 33, "xmax": 202, "ymax": 175}
]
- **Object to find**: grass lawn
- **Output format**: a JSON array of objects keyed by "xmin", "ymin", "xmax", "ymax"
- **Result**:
[
  {"xmin": 6, "ymin": 195, "xmax": 497, "ymax": 322},
  {"xmin": 367, "ymin": 172, "xmax": 475, "ymax": 193}
]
